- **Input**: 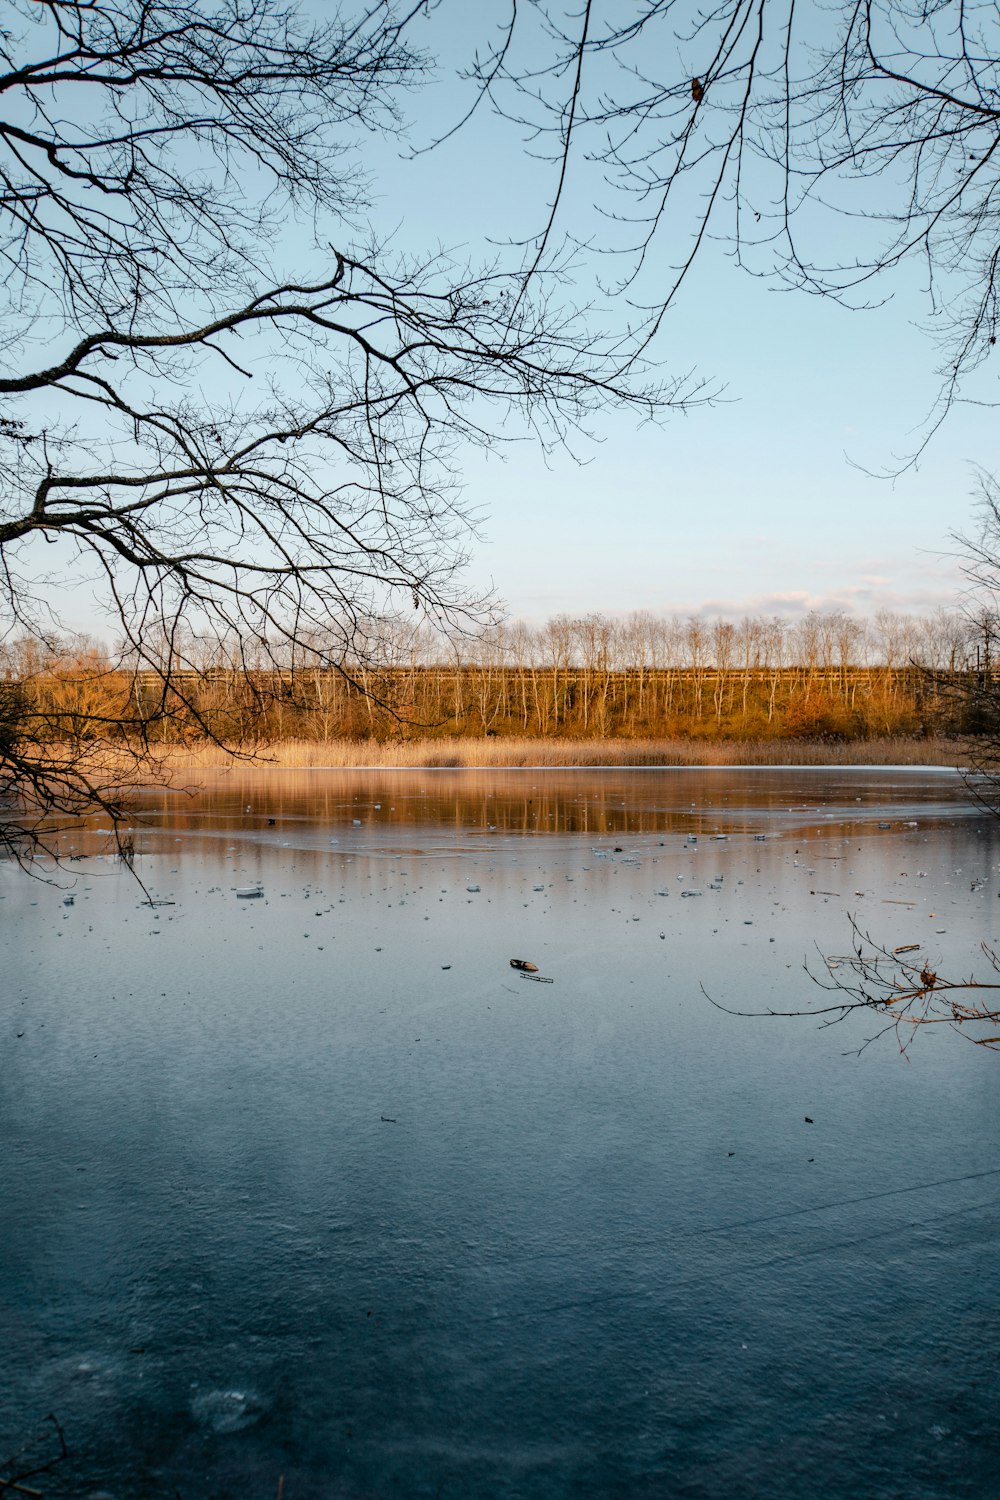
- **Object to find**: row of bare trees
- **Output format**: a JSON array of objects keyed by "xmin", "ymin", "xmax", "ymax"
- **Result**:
[
  {"xmin": 3, "ymin": 608, "xmax": 993, "ymax": 746},
  {"xmin": 453, "ymin": 609, "xmax": 982, "ymax": 675}
]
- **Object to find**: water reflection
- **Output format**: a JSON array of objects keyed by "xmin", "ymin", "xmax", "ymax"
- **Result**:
[
  {"xmin": 4, "ymin": 768, "xmax": 1000, "ymax": 1500},
  {"xmin": 77, "ymin": 764, "xmax": 983, "ymax": 851}
]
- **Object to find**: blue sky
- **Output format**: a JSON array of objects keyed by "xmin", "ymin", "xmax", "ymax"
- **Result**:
[
  {"xmin": 347, "ymin": 10, "xmax": 985, "ymax": 627},
  {"xmin": 39, "ymin": 2, "xmax": 990, "ymax": 640},
  {"xmin": 451, "ymin": 262, "xmax": 977, "ymax": 624}
]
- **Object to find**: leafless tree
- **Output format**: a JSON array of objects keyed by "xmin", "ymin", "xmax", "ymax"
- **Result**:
[
  {"xmin": 0, "ymin": 0, "xmax": 705, "ymax": 857},
  {"xmin": 705, "ymin": 917, "xmax": 1000, "ymax": 1055},
  {"xmin": 450, "ymin": 1, "xmax": 1000, "ymax": 456},
  {"xmin": 946, "ymin": 473, "xmax": 1000, "ymax": 804}
]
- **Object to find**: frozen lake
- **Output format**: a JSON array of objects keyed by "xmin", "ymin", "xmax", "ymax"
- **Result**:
[{"xmin": 3, "ymin": 767, "xmax": 1000, "ymax": 1498}]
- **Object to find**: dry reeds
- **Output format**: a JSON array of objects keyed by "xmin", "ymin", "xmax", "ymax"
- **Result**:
[{"xmin": 141, "ymin": 735, "xmax": 971, "ymax": 771}]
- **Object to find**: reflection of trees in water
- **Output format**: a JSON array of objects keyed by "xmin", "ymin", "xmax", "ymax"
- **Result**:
[{"xmin": 122, "ymin": 770, "xmax": 970, "ymax": 842}]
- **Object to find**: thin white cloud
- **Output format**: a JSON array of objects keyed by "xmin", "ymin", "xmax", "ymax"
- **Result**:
[{"xmin": 644, "ymin": 585, "xmax": 966, "ymax": 622}]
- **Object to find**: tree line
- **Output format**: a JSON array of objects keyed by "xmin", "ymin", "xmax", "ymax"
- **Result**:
[
  {"xmin": 4, "ymin": 0, "xmax": 1000, "ymax": 849},
  {"xmin": 3, "ymin": 608, "xmax": 993, "ymax": 747}
]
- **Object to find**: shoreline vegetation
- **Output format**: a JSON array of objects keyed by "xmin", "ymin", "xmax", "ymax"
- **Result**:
[
  {"xmin": 142, "ymin": 735, "xmax": 971, "ymax": 772},
  {"xmin": 5, "ymin": 623, "xmax": 989, "ymax": 809}
]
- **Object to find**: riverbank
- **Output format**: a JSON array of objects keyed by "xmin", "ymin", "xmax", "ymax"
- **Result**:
[{"xmin": 143, "ymin": 734, "xmax": 971, "ymax": 770}]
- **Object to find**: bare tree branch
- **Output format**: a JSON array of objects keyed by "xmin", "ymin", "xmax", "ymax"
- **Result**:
[
  {"xmin": 0, "ymin": 0, "xmax": 710, "ymax": 857},
  {"xmin": 703, "ymin": 914, "xmax": 1000, "ymax": 1055},
  {"xmin": 448, "ymin": 1, "xmax": 1000, "ymax": 450}
]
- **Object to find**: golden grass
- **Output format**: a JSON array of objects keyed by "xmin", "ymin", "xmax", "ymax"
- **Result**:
[{"xmin": 142, "ymin": 735, "xmax": 972, "ymax": 770}]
